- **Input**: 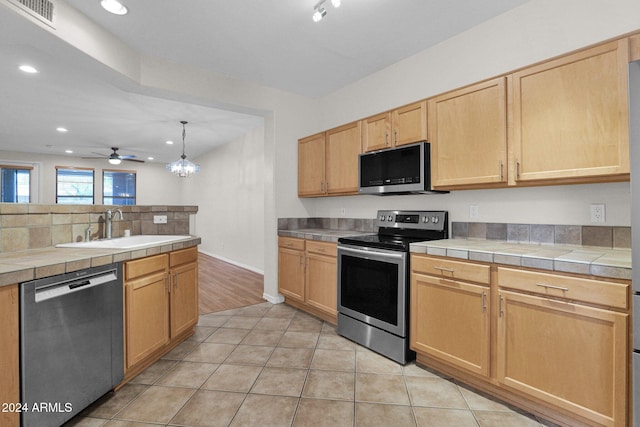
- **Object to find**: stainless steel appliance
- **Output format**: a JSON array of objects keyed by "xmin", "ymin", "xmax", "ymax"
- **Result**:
[
  {"xmin": 630, "ymin": 59, "xmax": 640, "ymax": 427},
  {"xmin": 337, "ymin": 210, "xmax": 448, "ymax": 364},
  {"xmin": 359, "ymin": 141, "xmax": 446, "ymax": 195},
  {"xmin": 20, "ymin": 263, "xmax": 124, "ymax": 427}
]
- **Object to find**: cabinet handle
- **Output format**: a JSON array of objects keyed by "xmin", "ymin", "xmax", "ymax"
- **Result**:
[
  {"xmin": 536, "ymin": 283, "xmax": 569, "ymax": 292},
  {"xmin": 434, "ymin": 266, "xmax": 455, "ymax": 274},
  {"xmin": 499, "ymin": 160, "xmax": 504, "ymax": 181},
  {"xmin": 320, "ymin": 181, "xmax": 324, "ymax": 192},
  {"xmin": 499, "ymin": 294, "xmax": 504, "ymax": 317},
  {"xmin": 385, "ymin": 132, "xmax": 389, "ymax": 146},
  {"xmin": 481, "ymin": 290, "xmax": 487, "ymax": 313},
  {"xmin": 166, "ymin": 275, "xmax": 171, "ymax": 293},
  {"xmin": 394, "ymin": 129, "xmax": 398, "ymax": 145},
  {"xmin": 174, "ymin": 273, "xmax": 179, "ymax": 289},
  {"xmin": 515, "ymin": 159, "xmax": 520, "ymax": 179}
]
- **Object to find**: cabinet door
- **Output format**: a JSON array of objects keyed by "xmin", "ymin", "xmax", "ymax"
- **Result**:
[
  {"xmin": 0, "ymin": 285, "xmax": 19, "ymax": 427},
  {"xmin": 362, "ymin": 112, "xmax": 391, "ymax": 152},
  {"xmin": 497, "ymin": 290, "xmax": 627, "ymax": 427},
  {"xmin": 298, "ymin": 132, "xmax": 326, "ymax": 197},
  {"xmin": 410, "ymin": 273, "xmax": 490, "ymax": 377},
  {"xmin": 305, "ymin": 251, "xmax": 337, "ymax": 317},
  {"xmin": 125, "ymin": 272, "xmax": 170, "ymax": 369},
  {"xmin": 429, "ymin": 77, "xmax": 507, "ymax": 188},
  {"xmin": 509, "ymin": 39, "xmax": 630, "ymax": 184},
  {"xmin": 326, "ymin": 121, "xmax": 361, "ymax": 195},
  {"xmin": 278, "ymin": 247, "xmax": 305, "ymax": 302},
  {"xmin": 392, "ymin": 100, "xmax": 427, "ymax": 147},
  {"xmin": 170, "ymin": 262, "xmax": 199, "ymax": 339}
]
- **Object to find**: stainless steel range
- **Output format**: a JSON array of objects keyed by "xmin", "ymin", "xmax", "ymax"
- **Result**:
[{"xmin": 337, "ymin": 210, "xmax": 448, "ymax": 364}]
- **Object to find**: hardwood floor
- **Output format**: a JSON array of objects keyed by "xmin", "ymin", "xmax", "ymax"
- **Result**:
[{"xmin": 198, "ymin": 252, "xmax": 265, "ymax": 314}]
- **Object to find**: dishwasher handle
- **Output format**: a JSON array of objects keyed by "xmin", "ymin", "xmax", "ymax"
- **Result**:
[{"xmin": 34, "ymin": 271, "xmax": 118, "ymax": 303}]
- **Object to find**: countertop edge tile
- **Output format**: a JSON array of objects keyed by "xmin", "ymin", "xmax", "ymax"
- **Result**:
[
  {"xmin": 410, "ymin": 238, "xmax": 630, "ymax": 280},
  {"xmin": 0, "ymin": 236, "xmax": 201, "ymax": 287}
]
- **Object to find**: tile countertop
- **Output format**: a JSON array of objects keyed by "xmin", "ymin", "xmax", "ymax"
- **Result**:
[
  {"xmin": 0, "ymin": 235, "xmax": 201, "ymax": 288},
  {"xmin": 411, "ymin": 239, "xmax": 631, "ymax": 280},
  {"xmin": 278, "ymin": 228, "xmax": 372, "ymax": 242}
]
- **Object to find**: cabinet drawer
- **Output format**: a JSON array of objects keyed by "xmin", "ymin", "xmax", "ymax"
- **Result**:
[
  {"xmin": 170, "ymin": 246, "xmax": 198, "ymax": 268},
  {"xmin": 498, "ymin": 267, "xmax": 628, "ymax": 309},
  {"xmin": 125, "ymin": 254, "xmax": 168, "ymax": 281},
  {"xmin": 279, "ymin": 237, "xmax": 305, "ymax": 251},
  {"xmin": 412, "ymin": 255, "xmax": 490, "ymax": 285},
  {"xmin": 306, "ymin": 240, "xmax": 337, "ymax": 257}
]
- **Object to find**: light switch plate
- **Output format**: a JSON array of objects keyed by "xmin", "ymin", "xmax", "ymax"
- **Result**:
[{"xmin": 153, "ymin": 215, "xmax": 168, "ymax": 224}]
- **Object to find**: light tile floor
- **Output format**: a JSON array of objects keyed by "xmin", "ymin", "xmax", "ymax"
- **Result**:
[{"xmin": 66, "ymin": 302, "xmax": 557, "ymax": 427}]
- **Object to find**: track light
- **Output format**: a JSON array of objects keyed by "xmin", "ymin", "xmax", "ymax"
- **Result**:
[
  {"xmin": 312, "ymin": 0, "xmax": 341, "ymax": 22},
  {"xmin": 312, "ymin": 6, "xmax": 326, "ymax": 22}
]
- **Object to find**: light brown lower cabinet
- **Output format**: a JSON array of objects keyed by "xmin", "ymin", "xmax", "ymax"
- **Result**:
[
  {"xmin": 410, "ymin": 254, "xmax": 629, "ymax": 427},
  {"xmin": 0, "ymin": 284, "xmax": 19, "ymax": 427},
  {"xmin": 124, "ymin": 247, "xmax": 199, "ymax": 381},
  {"xmin": 497, "ymin": 290, "xmax": 627, "ymax": 427},
  {"xmin": 278, "ymin": 237, "xmax": 337, "ymax": 323},
  {"xmin": 411, "ymin": 273, "xmax": 490, "ymax": 377}
]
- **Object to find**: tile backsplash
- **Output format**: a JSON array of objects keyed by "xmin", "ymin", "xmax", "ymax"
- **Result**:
[
  {"xmin": 0, "ymin": 204, "xmax": 198, "ymax": 253},
  {"xmin": 452, "ymin": 222, "xmax": 630, "ymax": 249},
  {"xmin": 278, "ymin": 217, "xmax": 630, "ymax": 250}
]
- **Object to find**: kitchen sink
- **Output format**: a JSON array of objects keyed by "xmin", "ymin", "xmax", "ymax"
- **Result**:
[{"xmin": 56, "ymin": 235, "xmax": 191, "ymax": 249}]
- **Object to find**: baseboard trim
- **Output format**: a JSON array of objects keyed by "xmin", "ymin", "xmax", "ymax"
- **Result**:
[
  {"xmin": 198, "ymin": 250, "xmax": 264, "ymax": 275},
  {"xmin": 263, "ymin": 292, "xmax": 285, "ymax": 304}
]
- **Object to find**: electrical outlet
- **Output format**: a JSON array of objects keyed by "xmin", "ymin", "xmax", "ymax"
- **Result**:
[
  {"xmin": 340, "ymin": 208, "xmax": 346, "ymax": 216},
  {"xmin": 469, "ymin": 205, "xmax": 479, "ymax": 219},
  {"xmin": 153, "ymin": 215, "xmax": 168, "ymax": 224},
  {"xmin": 590, "ymin": 204, "xmax": 606, "ymax": 223}
]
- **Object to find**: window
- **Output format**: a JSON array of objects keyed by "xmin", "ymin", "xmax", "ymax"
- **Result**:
[
  {"xmin": 0, "ymin": 165, "xmax": 32, "ymax": 203},
  {"xmin": 56, "ymin": 167, "xmax": 94, "ymax": 204},
  {"xmin": 103, "ymin": 170, "xmax": 136, "ymax": 205}
]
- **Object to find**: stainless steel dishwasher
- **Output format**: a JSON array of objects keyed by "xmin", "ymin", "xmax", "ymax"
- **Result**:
[{"xmin": 20, "ymin": 263, "xmax": 124, "ymax": 427}]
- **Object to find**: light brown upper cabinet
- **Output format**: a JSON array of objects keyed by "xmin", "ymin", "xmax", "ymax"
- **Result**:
[
  {"xmin": 429, "ymin": 78, "xmax": 508, "ymax": 189},
  {"xmin": 326, "ymin": 121, "xmax": 362, "ymax": 195},
  {"xmin": 298, "ymin": 122, "xmax": 361, "ymax": 198},
  {"xmin": 298, "ymin": 132, "xmax": 326, "ymax": 197},
  {"xmin": 508, "ymin": 39, "xmax": 630, "ymax": 185},
  {"xmin": 362, "ymin": 101, "xmax": 427, "ymax": 152}
]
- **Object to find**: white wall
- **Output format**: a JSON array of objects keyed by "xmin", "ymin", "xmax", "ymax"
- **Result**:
[
  {"xmin": 182, "ymin": 125, "xmax": 266, "ymax": 273},
  {"xmin": 0, "ymin": 150, "xmax": 183, "ymax": 205}
]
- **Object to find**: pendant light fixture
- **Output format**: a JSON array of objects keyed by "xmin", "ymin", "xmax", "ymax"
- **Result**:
[{"xmin": 166, "ymin": 121, "xmax": 200, "ymax": 177}]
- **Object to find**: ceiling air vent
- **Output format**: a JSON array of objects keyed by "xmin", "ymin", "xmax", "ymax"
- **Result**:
[{"xmin": 7, "ymin": 0, "xmax": 55, "ymax": 27}]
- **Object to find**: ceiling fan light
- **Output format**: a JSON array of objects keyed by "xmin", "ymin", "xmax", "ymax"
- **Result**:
[
  {"xmin": 109, "ymin": 158, "xmax": 122, "ymax": 165},
  {"xmin": 331, "ymin": 0, "xmax": 341, "ymax": 8}
]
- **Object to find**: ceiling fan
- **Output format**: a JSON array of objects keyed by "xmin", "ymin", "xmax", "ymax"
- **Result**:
[{"xmin": 82, "ymin": 147, "xmax": 144, "ymax": 164}]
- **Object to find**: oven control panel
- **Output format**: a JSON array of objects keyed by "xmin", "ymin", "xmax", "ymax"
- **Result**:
[{"xmin": 375, "ymin": 210, "xmax": 447, "ymax": 231}]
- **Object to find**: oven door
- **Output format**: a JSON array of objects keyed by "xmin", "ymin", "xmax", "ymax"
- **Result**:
[{"xmin": 337, "ymin": 244, "xmax": 407, "ymax": 337}]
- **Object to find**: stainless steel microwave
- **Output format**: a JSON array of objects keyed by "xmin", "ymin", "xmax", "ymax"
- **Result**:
[{"xmin": 359, "ymin": 141, "xmax": 444, "ymax": 195}]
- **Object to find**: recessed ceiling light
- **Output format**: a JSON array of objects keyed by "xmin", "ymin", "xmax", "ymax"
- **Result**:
[
  {"xmin": 19, "ymin": 65, "xmax": 38, "ymax": 74},
  {"xmin": 65, "ymin": 150, "xmax": 73, "ymax": 154},
  {"xmin": 147, "ymin": 157, "xmax": 154, "ymax": 161},
  {"xmin": 56, "ymin": 127, "xmax": 68, "ymax": 133},
  {"xmin": 101, "ymin": 0, "xmax": 128, "ymax": 15},
  {"xmin": 166, "ymin": 140, "xmax": 174, "ymax": 145}
]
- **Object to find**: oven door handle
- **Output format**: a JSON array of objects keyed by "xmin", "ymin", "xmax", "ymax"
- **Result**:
[{"xmin": 338, "ymin": 245, "xmax": 405, "ymax": 259}]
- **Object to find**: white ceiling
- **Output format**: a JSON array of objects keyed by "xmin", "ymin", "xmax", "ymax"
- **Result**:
[{"xmin": 0, "ymin": 0, "xmax": 529, "ymax": 164}]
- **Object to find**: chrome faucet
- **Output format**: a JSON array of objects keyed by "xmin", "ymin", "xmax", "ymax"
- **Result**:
[{"xmin": 105, "ymin": 208, "xmax": 123, "ymax": 239}]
